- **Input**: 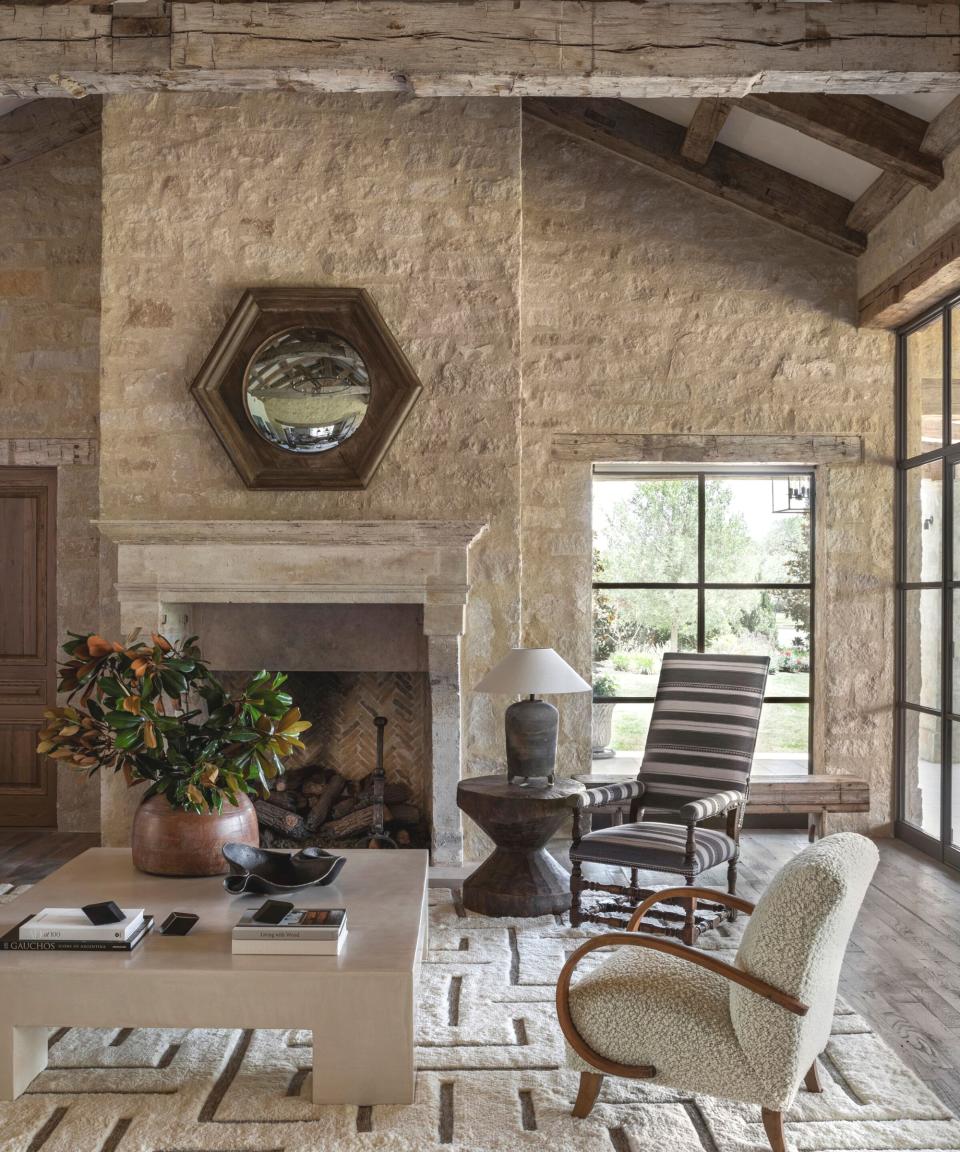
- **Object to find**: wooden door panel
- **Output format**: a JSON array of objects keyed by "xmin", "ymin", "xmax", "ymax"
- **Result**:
[
  {"xmin": 0, "ymin": 489, "xmax": 41, "ymax": 660},
  {"xmin": 0, "ymin": 467, "xmax": 57, "ymax": 827},
  {"xmin": 0, "ymin": 720, "xmax": 46, "ymax": 788}
]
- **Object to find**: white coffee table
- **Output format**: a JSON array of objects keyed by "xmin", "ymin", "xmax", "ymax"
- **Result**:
[{"xmin": 0, "ymin": 847, "xmax": 428, "ymax": 1104}]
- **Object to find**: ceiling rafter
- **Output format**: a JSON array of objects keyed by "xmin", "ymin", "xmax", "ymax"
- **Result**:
[
  {"xmin": 680, "ymin": 99, "xmax": 732, "ymax": 166},
  {"xmin": 1, "ymin": 2, "xmax": 959, "ymax": 99},
  {"xmin": 0, "ymin": 96, "xmax": 101, "ymax": 174},
  {"xmin": 523, "ymin": 98, "xmax": 866, "ymax": 256},
  {"xmin": 739, "ymin": 94, "xmax": 942, "ymax": 189},
  {"xmin": 847, "ymin": 96, "xmax": 960, "ymax": 234}
]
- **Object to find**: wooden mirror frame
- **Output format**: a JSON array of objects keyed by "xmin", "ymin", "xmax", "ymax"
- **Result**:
[{"xmin": 191, "ymin": 287, "xmax": 422, "ymax": 489}]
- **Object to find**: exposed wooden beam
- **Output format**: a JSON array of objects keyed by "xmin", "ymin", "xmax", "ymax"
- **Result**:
[
  {"xmin": 1, "ymin": 3, "xmax": 959, "ymax": 99},
  {"xmin": 552, "ymin": 433, "xmax": 863, "ymax": 465},
  {"xmin": 739, "ymin": 94, "xmax": 942, "ymax": 188},
  {"xmin": 846, "ymin": 172, "xmax": 913, "ymax": 236},
  {"xmin": 859, "ymin": 223, "xmax": 960, "ymax": 328},
  {"xmin": 680, "ymin": 99, "xmax": 732, "ymax": 166},
  {"xmin": 524, "ymin": 98, "xmax": 865, "ymax": 256},
  {"xmin": 848, "ymin": 96, "xmax": 960, "ymax": 234},
  {"xmin": 0, "ymin": 97, "xmax": 101, "ymax": 174}
]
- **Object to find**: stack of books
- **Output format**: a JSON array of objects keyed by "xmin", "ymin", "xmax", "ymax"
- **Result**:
[
  {"xmin": 231, "ymin": 908, "xmax": 347, "ymax": 955},
  {"xmin": 0, "ymin": 907, "xmax": 153, "ymax": 952}
]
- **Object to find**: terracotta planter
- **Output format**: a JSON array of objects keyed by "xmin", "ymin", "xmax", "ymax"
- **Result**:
[{"xmin": 131, "ymin": 792, "xmax": 259, "ymax": 877}]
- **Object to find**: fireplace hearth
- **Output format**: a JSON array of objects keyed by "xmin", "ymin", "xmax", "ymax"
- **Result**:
[
  {"xmin": 97, "ymin": 519, "xmax": 487, "ymax": 865},
  {"xmin": 216, "ymin": 669, "xmax": 431, "ymax": 850}
]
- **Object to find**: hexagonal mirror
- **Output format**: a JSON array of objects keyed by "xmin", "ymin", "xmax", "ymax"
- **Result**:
[
  {"xmin": 244, "ymin": 328, "xmax": 371, "ymax": 454},
  {"xmin": 191, "ymin": 288, "xmax": 422, "ymax": 490}
]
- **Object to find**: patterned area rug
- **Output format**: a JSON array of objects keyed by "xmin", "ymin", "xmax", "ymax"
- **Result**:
[{"xmin": 1, "ymin": 887, "xmax": 958, "ymax": 1152}]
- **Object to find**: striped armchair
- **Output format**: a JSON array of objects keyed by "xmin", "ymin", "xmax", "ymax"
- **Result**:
[{"xmin": 570, "ymin": 652, "xmax": 770, "ymax": 943}]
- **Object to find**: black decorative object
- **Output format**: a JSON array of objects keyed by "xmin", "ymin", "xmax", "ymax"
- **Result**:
[
  {"xmin": 368, "ymin": 715, "xmax": 398, "ymax": 848},
  {"xmin": 159, "ymin": 912, "xmax": 199, "ymax": 936},
  {"xmin": 251, "ymin": 899, "xmax": 294, "ymax": 924},
  {"xmin": 82, "ymin": 900, "xmax": 125, "ymax": 925},
  {"xmin": 222, "ymin": 844, "xmax": 346, "ymax": 894}
]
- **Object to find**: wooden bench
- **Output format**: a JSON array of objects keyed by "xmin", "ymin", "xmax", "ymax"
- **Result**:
[{"xmin": 747, "ymin": 774, "xmax": 871, "ymax": 841}]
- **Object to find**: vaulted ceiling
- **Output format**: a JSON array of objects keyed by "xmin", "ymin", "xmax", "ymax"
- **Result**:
[
  {"xmin": 524, "ymin": 93, "xmax": 960, "ymax": 256},
  {"xmin": 2, "ymin": 86, "xmax": 959, "ymax": 257}
]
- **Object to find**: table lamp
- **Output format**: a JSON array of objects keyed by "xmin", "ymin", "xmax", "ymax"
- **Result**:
[{"xmin": 475, "ymin": 648, "xmax": 591, "ymax": 786}]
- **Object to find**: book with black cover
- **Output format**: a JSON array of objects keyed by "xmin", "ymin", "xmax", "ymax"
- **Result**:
[{"xmin": 0, "ymin": 915, "xmax": 154, "ymax": 952}]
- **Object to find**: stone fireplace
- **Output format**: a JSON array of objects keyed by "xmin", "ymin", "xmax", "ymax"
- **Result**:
[{"xmin": 96, "ymin": 520, "xmax": 487, "ymax": 865}]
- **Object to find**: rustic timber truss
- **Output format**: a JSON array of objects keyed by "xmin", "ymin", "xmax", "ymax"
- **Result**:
[{"xmin": 4, "ymin": 2, "xmax": 960, "ymax": 288}]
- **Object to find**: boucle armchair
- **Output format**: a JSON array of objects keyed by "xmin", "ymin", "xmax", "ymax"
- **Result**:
[
  {"xmin": 571, "ymin": 652, "xmax": 769, "ymax": 941},
  {"xmin": 557, "ymin": 833, "xmax": 879, "ymax": 1152}
]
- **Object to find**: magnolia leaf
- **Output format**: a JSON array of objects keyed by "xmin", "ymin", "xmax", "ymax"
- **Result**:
[
  {"xmin": 106, "ymin": 711, "xmax": 141, "ymax": 730},
  {"xmin": 143, "ymin": 721, "xmax": 157, "ymax": 750},
  {"xmin": 36, "ymin": 740, "xmax": 54, "ymax": 754},
  {"xmin": 185, "ymin": 784, "xmax": 206, "ymax": 809},
  {"xmin": 114, "ymin": 728, "xmax": 141, "ymax": 750},
  {"xmin": 152, "ymin": 633, "xmax": 173, "ymax": 653},
  {"xmin": 86, "ymin": 634, "xmax": 114, "ymax": 658}
]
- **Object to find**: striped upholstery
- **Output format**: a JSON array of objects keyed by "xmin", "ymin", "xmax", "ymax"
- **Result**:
[
  {"xmin": 639, "ymin": 652, "xmax": 769, "ymax": 810},
  {"xmin": 571, "ymin": 822, "xmax": 735, "ymax": 874},
  {"xmin": 679, "ymin": 789, "xmax": 743, "ymax": 822},
  {"xmin": 570, "ymin": 780, "xmax": 644, "ymax": 810}
]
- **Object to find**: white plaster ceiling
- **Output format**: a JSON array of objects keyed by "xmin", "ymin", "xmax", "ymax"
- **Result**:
[{"xmin": 628, "ymin": 93, "xmax": 957, "ymax": 203}]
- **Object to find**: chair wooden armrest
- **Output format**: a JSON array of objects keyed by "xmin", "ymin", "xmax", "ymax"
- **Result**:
[
  {"xmin": 556, "ymin": 933, "xmax": 807, "ymax": 1071},
  {"xmin": 626, "ymin": 887, "xmax": 756, "ymax": 931}
]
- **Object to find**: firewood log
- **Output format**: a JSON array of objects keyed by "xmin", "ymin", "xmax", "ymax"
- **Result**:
[
  {"xmin": 323, "ymin": 804, "xmax": 392, "ymax": 840},
  {"xmin": 302, "ymin": 769, "xmax": 338, "ymax": 796},
  {"xmin": 305, "ymin": 773, "xmax": 346, "ymax": 830},
  {"xmin": 254, "ymin": 800, "xmax": 308, "ymax": 839}
]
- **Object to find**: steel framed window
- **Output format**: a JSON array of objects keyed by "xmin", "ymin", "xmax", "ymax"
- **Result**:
[
  {"xmin": 592, "ymin": 468, "xmax": 815, "ymax": 768},
  {"xmin": 895, "ymin": 295, "xmax": 960, "ymax": 869}
]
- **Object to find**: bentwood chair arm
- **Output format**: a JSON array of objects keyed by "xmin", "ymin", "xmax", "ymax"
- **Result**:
[
  {"xmin": 556, "ymin": 933, "xmax": 808, "ymax": 1071},
  {"xmin": 626, "ymin": 887, "xmax": 756, "ymax": 930}
]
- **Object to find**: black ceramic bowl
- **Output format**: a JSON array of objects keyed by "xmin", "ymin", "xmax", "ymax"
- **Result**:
[{"xmin": 221, "ymin": 844, "xmax": 346, "ymax": 895}]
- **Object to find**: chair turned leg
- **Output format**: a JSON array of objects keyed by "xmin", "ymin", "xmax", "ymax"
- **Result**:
[
  {"xmin": 682, "ymin": 879, "xmax": 697, "ymax": 946},
  {"xmin": 727, "ymin": 857, "xmax": 739, "ymax": 921},
  {"xmin": 761, "ymin": 1108, "xmax": 788, "ymax": 1152},
  {"xmin": 570, "ymin": 861, "xmax": 584, "ymax": 928},
  {"xmin": 572, "ymin": 1071, "xmax": 604, "ymax": 1118},
  {"xmin": 804, "ymin": 1060, "xmax": 822, "ymax": 1093}
]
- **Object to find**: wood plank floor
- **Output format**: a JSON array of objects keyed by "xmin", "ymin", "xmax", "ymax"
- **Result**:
[{"xmin": 2, "ymin": 827, "xmax": 960, "ymax": 1112}]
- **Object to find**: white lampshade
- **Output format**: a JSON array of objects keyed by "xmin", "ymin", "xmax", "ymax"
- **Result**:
[{"xmin": 474, "ymin": 648, "xmax": 591, "ymax": 696}]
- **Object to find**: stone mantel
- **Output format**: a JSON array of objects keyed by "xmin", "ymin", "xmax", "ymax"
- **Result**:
[
  {"xmin": 96, "ymin": 519, "xmax": 487, "ymax": 636},
  {"xmin": 95, "ymin": 519, "xmax": 488, "ymax": 866}
]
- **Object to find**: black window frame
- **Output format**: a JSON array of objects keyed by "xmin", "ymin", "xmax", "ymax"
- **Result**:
[
  {"xmin": 895, "ymin": 296, "xmax": 960, "ymax": 869},
  {"xmin": 591, "ymin": 468, "xmax": 816, "ymax": 771}
]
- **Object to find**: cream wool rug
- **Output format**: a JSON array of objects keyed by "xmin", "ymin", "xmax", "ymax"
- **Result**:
[{"xmin": 0, "ymin": 886, "xmax": 958, "ymax": 1152}]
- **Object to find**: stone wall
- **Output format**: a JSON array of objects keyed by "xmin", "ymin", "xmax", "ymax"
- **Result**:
[
  {"xmin": 0, "ymin": 128, "xmax": 101, "ymax": 833},
  {"xmin": 520, "ymin": 117, "xmax": 896, "ymax": 831},
  {"xmin": 859, "ymin": 148, "xmax": 960, "ymax": 300},
  {"xmin": 90, "ymin": 94, "xmax": 897, "ymax": 846},
  {"xmin": 98, "ymin": 93, "xmax": 523, "ymax": 847}
]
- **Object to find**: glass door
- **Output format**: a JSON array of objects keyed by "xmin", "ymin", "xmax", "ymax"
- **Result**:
[{"xmin": 896, "ymin": 303, "xmax": 960, "ymax": 867}]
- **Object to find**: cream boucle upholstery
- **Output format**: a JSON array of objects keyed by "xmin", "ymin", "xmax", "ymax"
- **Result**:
[{"xmin": 566, "ymin": 833, "xmax": 878, "ymax": 1112}]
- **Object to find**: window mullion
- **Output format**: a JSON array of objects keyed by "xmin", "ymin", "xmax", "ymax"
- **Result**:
[{"xmin": 697, "ymin": 472, "xmax": 706, "ymax": 652}]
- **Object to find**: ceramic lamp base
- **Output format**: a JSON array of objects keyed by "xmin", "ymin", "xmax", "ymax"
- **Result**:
[{"xmin": 504, "ymin": 697, "xmax": 558, "ymax": 786}]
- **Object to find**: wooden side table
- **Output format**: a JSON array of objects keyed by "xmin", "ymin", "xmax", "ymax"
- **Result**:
[{"xmin": 457, "ymin": 775, "xmax": 584, "ymax": 917}]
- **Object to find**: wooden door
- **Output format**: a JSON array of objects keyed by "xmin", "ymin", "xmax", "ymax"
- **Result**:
[{"xmin": 0, "ymin": 467, "xmax": 57, "ymax": 826}]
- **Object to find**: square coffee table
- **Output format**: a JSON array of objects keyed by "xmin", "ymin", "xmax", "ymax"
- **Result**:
[{"xmin": 0, "ymin": 847, "xmax": 428, "ymax": 1104}]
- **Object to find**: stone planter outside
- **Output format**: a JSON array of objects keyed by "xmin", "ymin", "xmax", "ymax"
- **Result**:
[{"xmin": 591, "ymin": 702, "xmax": 616, "ymax": 758}]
